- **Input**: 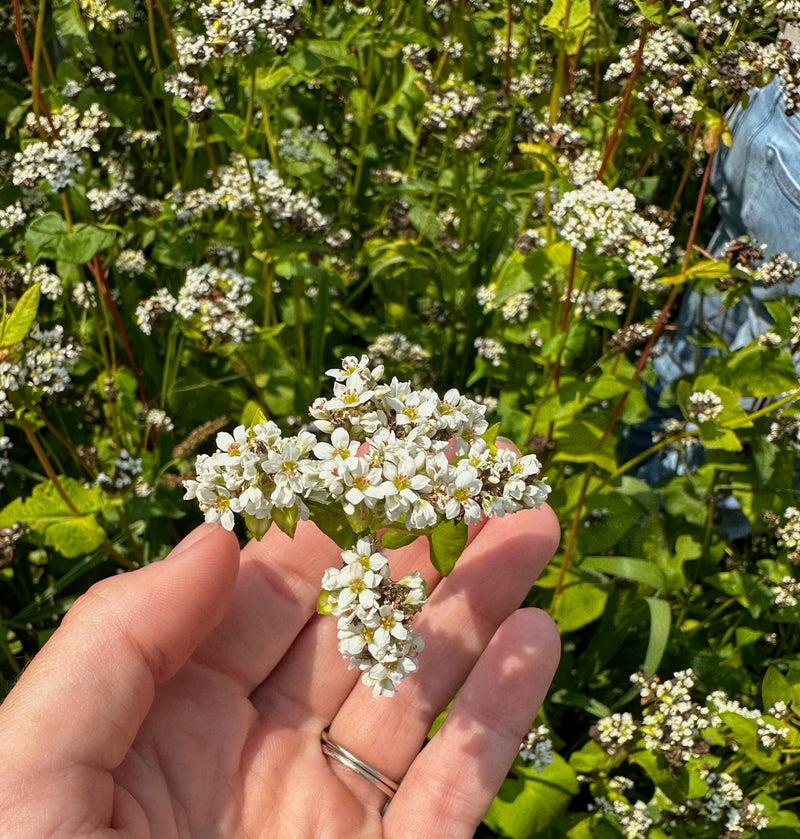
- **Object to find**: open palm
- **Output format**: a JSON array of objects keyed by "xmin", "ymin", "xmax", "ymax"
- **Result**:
[{"xmin": 0, "ymin": 507, "xmax": 560, "ymax": 839}]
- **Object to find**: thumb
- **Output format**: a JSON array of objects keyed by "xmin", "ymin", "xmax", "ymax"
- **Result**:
[{"xmin": 0, "ymin": 523, "xmax": 240, "ymax": 772}]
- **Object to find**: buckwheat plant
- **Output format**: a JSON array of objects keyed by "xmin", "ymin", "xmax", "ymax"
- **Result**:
[{"xmin": 184, "ymin": 355, "xmax": 550, "ymax": 696}]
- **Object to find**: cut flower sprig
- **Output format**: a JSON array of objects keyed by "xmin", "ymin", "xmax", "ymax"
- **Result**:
[{"xmin": 184, "ymin": 355, "xmax": 550, "ymax": 696}]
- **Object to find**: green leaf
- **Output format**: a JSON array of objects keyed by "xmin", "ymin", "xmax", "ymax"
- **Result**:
[
  {"xmin": 581, "ymin": 555, "xmax": 665, "ymax": 589},
  {"xmin": 540, "ymin": 0, "xmax": 592, "ymax": 52},
  {"xmin": 254, "ymin": 65, "xmax": 295, "ymax": 95},
  {"xmin": 24, "ymin": 212, "xmax": 67, "ymax": 262},
  {"xmin": 0, "ymin": 283, "xmax": 41, "ymax": 348},
  {"xmin": 725, "ymin": 342, "xmax": 800, "ymax": 397},
  {"xmin": 552, "ymin": 582, "xmax": 608, "ymax": 632},
  {"xmin": 381, "ymin": 529, "xmax": 420, "ymax": 550},
  {"xmin": 643, "ymin": 597, "xmax": 671, "ymax": 674},
  {"xmin": 0, "ymin": 477, "xmax": 107, "ymax": 558},
  {"xmin": 763, "ymin": 666, "xmax": 792, "ymax": 711},
  {"xmin": 427, "ymin": 519, "xmax": 469, "ymax": 576},
  {"xmin": 306, "ymin": 39, "xmax": 359, "ymax": 69},
  {"xmin": 493, "ymin": 250, "xmax": 552, "ymax": 308},
  {"xmin": 307, "ymin": 500, "xmax": 356, "ymax": 549},
  {"xmin": 55, "ymin": 223, "xmax": 114, "ymax": 264},
  {"xmin": 485, "ymin": 754, "xmax": 578, "ymax": 838}
]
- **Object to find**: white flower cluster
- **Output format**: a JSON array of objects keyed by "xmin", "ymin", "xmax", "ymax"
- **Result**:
[
  {"xmin": 76, "ymin": 0, "xmax": 132, "ymax": 29},
  {"xmin": 592, "ymin": 711, "xmax": 637, "ymax": 749},
  {"xmin": 474, "ymin": 336, "xmax": 507, "ymax": 366},
  {"xmin": 0, "ymin": 201, "xmax": 26, "ymax": 231},
  {"xmin": 593, "ymin": 794, "xmax": 653, "ymax": 839},
  {"xmin": 25, "ymin": 263, "xmax": 62, "ymax": 301},
  {"xmin": 12, "ymin": 104, "xmax": 109, "ymax": 192},
  {"xmin": 549, "ymin": 181, "xmax": 673, "ymax": 285},
  {"xmin": 570, "ymin": 287, "xmax": 627, "ymax": 319},
  {"xmin": 164, "ymin": 72, "xmax": 216, "ymax": 122},
  {"xmin": 277, "ymin": 124, "xmax": 329, "ymax": 162},
  {"xmin": 422, "ymin": 83, "xmax": 483, "ymax": 132},
  {"xmin": 186, "ymin": 355, "xmax": 549, "ymax": 533},
  {"xmin": 170, "ymin": 155, "xmax": 330, "ymax": 231},
  {"xmin": 700, "ymin": 769, "xmax": 770, "ymax": 835},
  {"xmin": 176, "ymin": 0, "xmax": 305, "ymax": 66},
  {"xmin": 0, "ymin": 324, "xmax": 81, "ymax": 417},
  {"xmin": 366, "ymin": 333, "xmax": 429, "ymax": 370},
  {"xmin": 518, "ymin": 724, "xmax": 555, "ymax": 772},
  {"xmin": 116, "ymin": 249, "xmax": 148, "ymax": 275},
  {"xmin": 771, "ymin": 575, "xmax": 800, "ymax": 608},
  {"xmin": 754, "ymin": 252, "xmax": 800, "ymax": 288},
  {"xmin": 136, "ymin": 264, "xmax": 255, "ymax": 344},
  {"xmin": 630, "ymin": 669, "xmax": 712, "ymax": 766},
  {"xmin": 320, "ymin": 537, "xmax": 427, "ymax": 697},
  {"xmin": 687, "ymin": 389, "xmax": 724, "ymax": 423},
  {"xmin": 96, "ymin": 449, "xmax": 143, "ymax": 493},
  {"xmin": 605, "ymin": 28, "xmax": 693, "ymax": 85},
  {"xmin": 776, "ymin": 505, "xmax": 800, "ymax": 547},
  {"xmin": 185, "ymin": 356, "xmax": 549, "ymax": 694},
  {"xmin": 0, "ymin": 436, "xmax": 11, "ymax": 491}
]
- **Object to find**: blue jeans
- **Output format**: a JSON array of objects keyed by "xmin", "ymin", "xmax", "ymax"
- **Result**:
[
  {"xmin": 629, "ymin": 78, "xmax": 800, "ymax": 525},
  {"xmin": 654, "ymin": 77, "xmax": 800, "ymax": 387}
]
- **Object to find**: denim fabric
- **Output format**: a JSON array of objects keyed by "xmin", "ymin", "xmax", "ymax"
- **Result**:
[
  {"xmin": 628, "ymin": 78, "xmax": 800, "ymax": 516},
  {"xmin": 654, "ymin": 77, "xmax": 800, "ymax": 386}
]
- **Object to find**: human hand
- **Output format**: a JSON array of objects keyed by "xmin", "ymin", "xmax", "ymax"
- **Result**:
[{"xmin": 0, "ymin": 504, "xmax": 560, "ymax": 838}]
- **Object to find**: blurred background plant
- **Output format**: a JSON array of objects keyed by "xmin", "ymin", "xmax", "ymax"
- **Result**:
[{"xmin": 2, "ymin": 0, "xmax": 800, "ymax": 835}]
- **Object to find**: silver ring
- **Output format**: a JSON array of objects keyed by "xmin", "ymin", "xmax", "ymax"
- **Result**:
[{"xmin": 320, "ymin": 727, "xmax": 400, "ymax": 799}]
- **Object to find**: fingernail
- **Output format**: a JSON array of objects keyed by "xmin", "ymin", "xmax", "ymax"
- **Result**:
[
  {"xmin": 168, "ymin": 523, "xmax": 217, "ymax": 560},
  {"xmin": 496, "ymin": 436, "xmax": 521, "ymax": 454}
]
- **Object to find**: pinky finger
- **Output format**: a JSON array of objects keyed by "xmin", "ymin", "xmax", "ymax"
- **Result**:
[{"xmin": 383, "ymin": 608, "xmax": 561, "ymax": 839}]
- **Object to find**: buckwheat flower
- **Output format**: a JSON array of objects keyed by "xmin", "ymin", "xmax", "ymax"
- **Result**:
[
  {"xmin": 593, "ymin": 712, "xmax": 638, "ymax": 748},
  {"xmin": 340, "ymin": 456, "xmax": 385, "ymax": 512},
  {"xmin": 476, "ymin": 284, "xmax": 497, "ymax": 312},
  {"xmin": 759, "ymin": 331, "xmax": 783, "ymax": 349},
  {"xmin": 758, "ymin": 720, "xmax": 791, "ymax": 748},
  {"xmin": 501, "ymin": 292, "xmax": 534, "ymax": 323},
  {"xmin": 444, "ymin": 463, "xmax": 483, "ymax": 524},
  {"xmin": 135, "ymin": 288, "xmax": 177, "ymax": 335},
  {"xmin": 143, "ymin": 408, "xmax": 175, "ymax": 433},
  {"xmin": 0, "ymin": 201, "xmax": 26, "ymax": 231},
  {"xmin": 116, "ymin": 249, "xmax": 148, "ymax": 275},
  {"xmin": 380, "ymin": 454, "xmax": 432, "ymax": 522},
  {"xmin": 312, "ymin": 427, "xmax": 359, "ymax": 462},
  {"xmin": 772, "ymin": 575, "xmax": 800, "ymax": 608},
  {"xmin": 519, "ymin": 725, "xmax": 555, "ymax": 772},
  {"xmin": 25, "ymin": 264, "xmax": 62, "ymax": 301},
  {"xmin": 474, "ymin": 336, "xmax": 506, "ymax": 366},
  {"xmin": 687, "ymin": 390, "xmax": 723, "ymax": 423}
]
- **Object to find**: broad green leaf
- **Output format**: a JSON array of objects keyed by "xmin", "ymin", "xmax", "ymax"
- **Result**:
[
  {"xmin": 552, "ymin": 582, "xmax": 608, "ymax": 632},
  {"xmin": 725, "ymin": 343, "xmax": 800, "ymax": 397},
  {"xmin": 254, "ymin": 65, "xmax": 294, "ymax": 95},
  {"xmin": 0, "ymin": 283, "xmax": 40, "ymax": 348},
  {"xmin": 55, "ymin": 224, "xmax": 114, "ymax": 264},
  {"xmin": 568, "ymin": 740, "xmax": 615, "ymax": 774},
  {"xmin": 427, "ymin": 519, "xmax": 468, "ymax": 576},
  {"xmin": 643, "ymin": 597, "xmax": 671, "ymax": 674},
  {"xmin": 484, "ymin": 754, "xmax": 578, "ymax": 838},
  {"xmin": 307, "ymin": 500, "xmax": 356, "ymax": 549},
  {"xmin": 540, "ymin": 0, "xmax": 592, "ymax": 52},
  {"xmin": 762, "ymin": 665, "xmax": 792, "ymax": 711},
  {"xmin": 306, "ymin": 39, "xmax": 359, "ymax": 69},
  {"xmin": 381, "ymin": 530, "xmax": 420, "ymax": 550},
  {"xmin": 552, "ymin": 419, "xmax": 617, "ymax": 474},
  {"xmin": 0, "ymin": 477, "xmax": 107, "ymax": 558},
  {"xmin": 24, "ymin": 212, "xmax": 67, "ymax": 262},
  {"xmin": 493, "ymin": 250, "xmax": 551, "ymax": 308},
  {"xmin": 581, "ymin": 555, "xmax": 665, "ymax": 589}
]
